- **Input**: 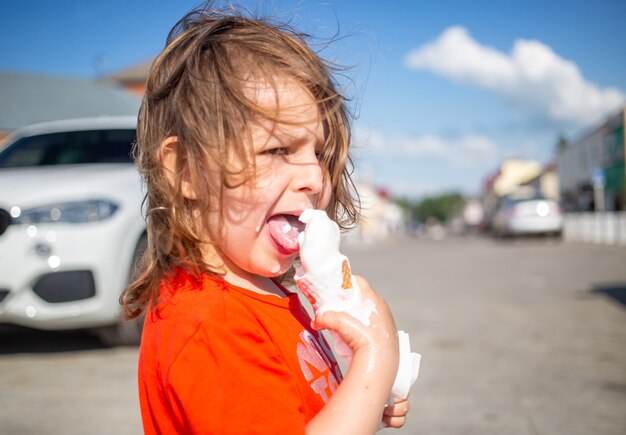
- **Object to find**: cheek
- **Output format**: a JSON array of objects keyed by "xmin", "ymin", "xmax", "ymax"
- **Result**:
[
  {"xmin": 254, "ymin": 166, "xmax": 279, "ymax": 190},
  {"xmin": 318, "ymin": 177, "xmax": 333, "ymax": 210},
  {"xmin": 218, "ymin": 184, "xmax": 276, "ymax": 239}
]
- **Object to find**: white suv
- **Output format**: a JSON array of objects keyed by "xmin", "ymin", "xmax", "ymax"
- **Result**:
[{"xmin": 0, "ymin": 117, "xmax": 146, "ymax": 345}]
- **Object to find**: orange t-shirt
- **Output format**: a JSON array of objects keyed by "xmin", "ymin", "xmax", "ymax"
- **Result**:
[{"xmin": 138, "ymin": 269, "xmax": 343, "ymax": 434}]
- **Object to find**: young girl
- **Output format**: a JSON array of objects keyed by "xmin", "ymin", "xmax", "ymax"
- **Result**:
[{"xmin": 122, "ymin": 4, "xmax": 409, "ymax": 434}]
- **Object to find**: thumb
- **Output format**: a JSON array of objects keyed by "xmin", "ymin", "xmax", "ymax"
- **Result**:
[
  {"xmin": 312, "ymin": 310, "xmax": 369, "ymax": 350},
  {"xmin": 312, "ymin": 309, "xmax": 347, "ymax": 331}
]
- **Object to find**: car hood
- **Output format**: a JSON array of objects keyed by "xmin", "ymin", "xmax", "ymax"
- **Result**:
[{"xmin": 0, "ymin": 164, "xmax": 145, "ymax": 209}]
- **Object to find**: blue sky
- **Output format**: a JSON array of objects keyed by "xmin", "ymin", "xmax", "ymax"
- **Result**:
[{"xmin": 2, "ymin": 0, "xmax": 625, "ymax": 198}]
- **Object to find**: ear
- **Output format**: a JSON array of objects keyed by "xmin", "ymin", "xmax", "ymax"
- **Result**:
[{"xmin": 159, "ymin": 136, "xmax": 198, "ymax": 200}]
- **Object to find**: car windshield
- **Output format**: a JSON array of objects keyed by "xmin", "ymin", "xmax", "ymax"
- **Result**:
[
  {"xmin": 0, "ymin": 129, "xmax": 136, "ymax": 168},
  {"xmin": 500, "ymin": 195, "xmax": 551, "ymax": 209},
  {"xmin": 511, "ymin": 196, "xmax": 550, "ymax": 204}
]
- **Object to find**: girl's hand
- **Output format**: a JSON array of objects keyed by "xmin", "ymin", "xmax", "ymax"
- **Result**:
[
  {"xmin": 306, "ymin": 276, "xmax": 403, "ymax": 434},
  {"xmin": 312, "ymin": 275, "xmax": 400, "ymax": 387},
  {"xmin": 312, "ymin": 275, "xmax": 398, "ymax": 354},
  {"xmin": 382, "ymin": 398, "xmax": 410, "ymax": 429}
]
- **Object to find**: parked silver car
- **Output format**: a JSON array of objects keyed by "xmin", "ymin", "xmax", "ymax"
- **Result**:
[{"xmin": 492, "ymin": 196, "xmax": 563, "ymax": 238}]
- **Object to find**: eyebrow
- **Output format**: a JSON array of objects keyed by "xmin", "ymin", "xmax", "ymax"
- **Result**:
[{"xmin": 271, "ymin": 126, "xmax": 323, "ymax": 148}]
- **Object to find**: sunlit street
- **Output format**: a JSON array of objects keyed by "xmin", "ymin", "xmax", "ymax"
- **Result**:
[{"xmin": 2, "ymin": 236, "xmax": 625, "ymax": 435}]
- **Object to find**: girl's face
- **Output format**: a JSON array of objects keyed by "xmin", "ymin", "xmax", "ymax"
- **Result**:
[{"xmin": 206, "ymin": 77, "xmax": 332, "ymax": 286}]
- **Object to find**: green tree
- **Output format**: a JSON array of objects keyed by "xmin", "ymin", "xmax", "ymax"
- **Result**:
[
  {"xmin": 415, "ymin": 193, "xmax": 465, "ymax": 223},
  {"xmin": 555, "ymin": 133, "xmax": 569, "ymax": 154}
]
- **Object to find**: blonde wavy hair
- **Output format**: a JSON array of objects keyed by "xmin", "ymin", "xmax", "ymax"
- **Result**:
[{"xmin": 122, "ymin": 3, "xmax": 358, "ymax": 319}]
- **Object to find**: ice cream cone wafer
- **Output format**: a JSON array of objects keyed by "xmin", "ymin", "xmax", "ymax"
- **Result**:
[{"xmin": 341, "ymin": 259, "xmax": 351, "ymax": 289}]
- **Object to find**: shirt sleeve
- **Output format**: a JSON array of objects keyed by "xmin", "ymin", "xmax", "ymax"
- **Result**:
[{"xmin": 165, "ymin": 313, "xmax": 307, "ymax": 434}]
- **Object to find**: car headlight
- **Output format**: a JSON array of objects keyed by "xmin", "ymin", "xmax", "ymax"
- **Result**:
[{"xmin": 10, "ymin": 200, "xmax": 119, "ymax": 224}]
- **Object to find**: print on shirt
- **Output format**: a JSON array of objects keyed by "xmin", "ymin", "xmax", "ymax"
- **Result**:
[{"xmin": 297, "ymin": 330, "xmax": 343, "ymax": 403}]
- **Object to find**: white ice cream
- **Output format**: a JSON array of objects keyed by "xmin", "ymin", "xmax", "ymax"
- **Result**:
[
  {"xmin": 294, "ymin": 209, "xmax": 420, "ymax": 401},
  {"xmin": 294, "ymin": 209, "xmax": 376, "ymax": 325}
]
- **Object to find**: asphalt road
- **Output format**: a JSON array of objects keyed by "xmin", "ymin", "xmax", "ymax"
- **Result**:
[{"xmin": 1, "ymin": 236, "xmax": 625, "ymax": 435}]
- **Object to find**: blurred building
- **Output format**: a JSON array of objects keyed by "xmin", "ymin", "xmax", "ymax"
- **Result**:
[
  {"xmin": 482, "ymin": 158, "xmax": 542, "ymax": 219},
  {"xmin": 521, "ymin": 162, "xmax": 560, "ymax": 201},
  {"xmin": 100, "ymin": 59, "xmax": 153, "ymax": 97},
  {"xmin": 556, "ymin": 106, "xmax": 625, "ymax": 211},
  {"xmin": 355, "ymin": 183, "xmax": 404, "ymax": 243},
  {"xmin": 0, "ymin": 71, "xmax": 140, "ymax": 141}
]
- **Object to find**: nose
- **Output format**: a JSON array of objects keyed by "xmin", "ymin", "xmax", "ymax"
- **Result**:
[{"xmin": 291, "ymin": 160, "xmax": 324, "ymax": 196}]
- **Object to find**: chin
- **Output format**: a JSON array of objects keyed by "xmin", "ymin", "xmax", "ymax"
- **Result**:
[{"xmin": 264, "ymin": 260, "xmax": 293, "ymax": 278}]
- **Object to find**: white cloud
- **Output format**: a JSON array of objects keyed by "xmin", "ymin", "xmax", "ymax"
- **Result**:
[
  {"xmin": 405, "ymin": 26, "xmax": 625, "ymax": 126},
  {"xmin": 354, "ymin": 125, "xmax": 499, "ymax": 167}
]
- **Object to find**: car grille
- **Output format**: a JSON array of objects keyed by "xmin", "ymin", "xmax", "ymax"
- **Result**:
[{"xmin": 32, "ymin": 271, "xmax": 96, "ymax": 303}]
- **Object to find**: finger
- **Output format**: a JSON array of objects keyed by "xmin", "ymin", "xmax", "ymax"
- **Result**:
[
  {"xmin": 312, "ymin": 309, "xmax": 377, "ymax": 352},
  {"xmin": 391, "ymin": 397, "xmax": 409, "ymax": 406},
  {"xmin": 383, "ymin": 399, "xmax": 410, "ymax": 417},
  {"xmin": 312, "ymin": 309, "xmax": 365, "ymax": 333},
  {"xmin": 381, "ymin": 415, "xmax": 406, "ymax": 429}
]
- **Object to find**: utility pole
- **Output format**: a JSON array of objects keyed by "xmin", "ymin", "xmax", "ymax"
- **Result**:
[
  {"xmin": 623, "ymin": 108, "xmax": 626, "ymax": 210},
  {"xmin": 592, "ymin": 168, "xmax": 605, "ymax": 212}
]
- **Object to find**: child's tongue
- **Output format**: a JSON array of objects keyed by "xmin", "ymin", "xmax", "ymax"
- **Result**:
[{"xmin": 267, "ymin": 214, "xmax": 305, "ymax": 254}]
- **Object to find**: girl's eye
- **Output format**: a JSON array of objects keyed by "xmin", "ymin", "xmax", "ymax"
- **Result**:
[{"xmin": 263, "ymin": 147, "xmax": 288, "ymax": 156}]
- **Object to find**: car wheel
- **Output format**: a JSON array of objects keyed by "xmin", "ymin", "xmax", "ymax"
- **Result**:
[
  {"xmin": 96, "ymin": 315, "xmax": 145, "ymax": 347},
  {"xmin": 549, "ymin": 230, "xmax": 563, "ymax": 242},
  {"xmin": 95, "ymin": 234, "xmax": 147, "ymax": 347}
]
